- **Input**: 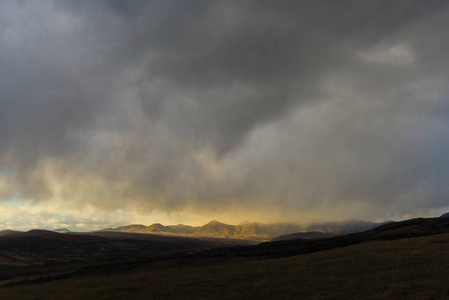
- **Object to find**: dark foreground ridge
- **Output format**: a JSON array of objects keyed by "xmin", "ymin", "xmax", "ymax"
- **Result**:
[
  {"xmin": 1, "ymin": 216, "xmax": 448, "ymax": 268},
  {"xmin": 2, "ymin": 216, "xmax": 449, "ymax": 299},
  {"xmin": 0, "ymin": 230, "xmax": 251, "ymax": 287},
  {"xmin": 0, "ymin": 229, "xmax": 250, "ymax": 266}
]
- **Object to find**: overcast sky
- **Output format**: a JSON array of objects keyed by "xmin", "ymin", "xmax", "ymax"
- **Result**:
[{"xmin": 1, "ymin": 0, "xmax": 449, "ymax": 230}]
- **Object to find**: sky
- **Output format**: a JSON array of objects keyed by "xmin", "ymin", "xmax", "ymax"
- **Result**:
[{"xmin": 1, "ymin": 0, "xmax": 449, "ymax": 231}]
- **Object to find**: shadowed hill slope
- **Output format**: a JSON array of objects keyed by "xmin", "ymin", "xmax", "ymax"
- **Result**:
[
  {"xmin": 2, "ymin": 231, "xmax": 449, "ymax": 299},
  {"xmin": 271, "ymin": 231, "xmax": 338, "ymax": 241},
  {"xmin": 0, "ymin": 230, "xmax": 21, "ymax": 237},
  {"xmin": 0, "ymin": 230, "xmax": 250, "ymax": 267},
  {"xmin": 192, "ymin": 217, "xmax": 449, "ymax": 259}
]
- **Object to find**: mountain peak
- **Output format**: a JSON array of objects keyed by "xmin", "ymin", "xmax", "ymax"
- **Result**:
[
  {"xmin": 207, "ymin": 220, "xmax": 224, "ymax": 225},
  {"xmin": 94, "ymin": 219, "xmax": 385, "ymax": 242}
]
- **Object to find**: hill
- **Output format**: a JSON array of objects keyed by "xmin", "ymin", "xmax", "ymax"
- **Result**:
[
  {"xmin": 271, "ymin": 231, "xmax": 338, "ymax": 241},
  {"xmin": 192, "ymin": 217, "xmax": 449, "ymax": 259},
  {"xmin": 101, "ymin": 219, "xmax": 382, "ymax": 241},
  {"xmin": 108, "ymin": 223, "xmax": 199, "ymax": 236},
  {"xmin": 2, "ymin": 221, "xmax": 449, "ymax": 299},
  {"xmin": 193, "ymin": 220, "xmax": 239, "ymax": 238},
  {"xmin": 1, "ymin": 216, "xmax": 440, "ymax": 279},
  {"xmin": 0, "ymin": 230, "xmax": 21, "ymax": 237},
  {"xmin": 0, "ymin": 229, "xmax": 250, "ymax": 268}
]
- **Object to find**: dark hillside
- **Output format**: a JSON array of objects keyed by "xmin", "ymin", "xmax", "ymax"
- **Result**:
[
  {"xmin": 0, "ymin": 230, "xmax": 248, "ymax": 268},
  {"xmin": 271, "ymin": 231, "xmax": 338, "ymax": 241},
  {"xmin": 3, "ymin": 230, "xmax": 106, "ymax": 243},
  {"xmin": 0, "ymin": 230, "xmax": 20, "ymax": 237},
  {"xmin": 2, "ymin": 233, "xmax": 449, "ymax": 299},
  {"xmin": 192, "ymin": 217, "xmax": 449, "ymax": 259}
]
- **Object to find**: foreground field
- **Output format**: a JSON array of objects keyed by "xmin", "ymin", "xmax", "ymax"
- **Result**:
[{"xmin": 1, "ymin": 233, "xmax": 449, "ymax": 299}]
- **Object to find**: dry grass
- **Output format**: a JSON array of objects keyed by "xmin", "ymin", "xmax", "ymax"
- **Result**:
[{"xmin": 2, "ymin": 233, "xmax": 449, "ymax": 299}]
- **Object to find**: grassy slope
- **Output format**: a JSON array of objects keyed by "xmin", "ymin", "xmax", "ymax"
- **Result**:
[
  {"xmin": 0, "ymin": 230, "xmax": 252, "ymax": 269},
  {"xmin": 1, "ymin": 233, "xmax": 449, "ymax": 299}
]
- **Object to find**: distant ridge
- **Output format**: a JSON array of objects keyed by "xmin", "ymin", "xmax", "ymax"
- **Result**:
[
  {"xmin": 0, "ymin": 229, "xmax": 21, "ymax": 237},
  {"xmin": 440, "ymin": 212, "xmax": 449, "ymax": 218},
  {"xmin": 99, "ymin": 219, "xmax": 384, "ymax": 241},
  {"xmin": 54, "ymin": 228, "xmax": 71, "ymax": 233}
]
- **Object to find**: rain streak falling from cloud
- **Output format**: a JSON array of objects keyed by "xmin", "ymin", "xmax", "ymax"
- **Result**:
[{"xmin": 1, "ymin": 0, "xmax": 449, "ymax": 230}]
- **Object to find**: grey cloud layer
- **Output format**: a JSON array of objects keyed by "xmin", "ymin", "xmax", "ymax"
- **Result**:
[{"xmin": 1, "ymin": 0, "xmax": 449, "ymax": 222}]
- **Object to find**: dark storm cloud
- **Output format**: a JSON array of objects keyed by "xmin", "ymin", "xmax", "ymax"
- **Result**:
[{"xmin": 1, "ymin": 0, "xmax": 449, "ymax": 223}]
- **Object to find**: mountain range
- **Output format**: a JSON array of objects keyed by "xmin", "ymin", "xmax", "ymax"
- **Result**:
[
  {"xmin": 2, "ymin": 215, "xmax": 449, "ymax": 298},
  {"xmin": 99, "ymin": 219, "xmax": 385, "ymax": 241}
]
